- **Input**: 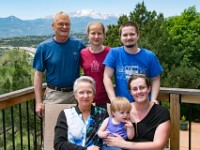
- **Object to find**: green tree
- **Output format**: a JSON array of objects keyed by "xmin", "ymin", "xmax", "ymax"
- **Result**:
[
  {"xmin": 0, "ymin": 48, "xmax": 34, "ymax": 94},
  {"xmin": 162, "ymin": 6, "xmax": 200, "ymax": 88},
  {"xmin": 0, "ymin": 48, "xmax": 39, "ymax": 149}
]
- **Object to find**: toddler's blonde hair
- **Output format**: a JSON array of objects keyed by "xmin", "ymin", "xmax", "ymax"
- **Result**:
[{"xmin": 110, "ymin": 97, "xmax": 132, "ymax": 113}]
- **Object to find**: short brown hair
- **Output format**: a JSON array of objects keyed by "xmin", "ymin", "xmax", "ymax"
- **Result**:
[
  {"xmin": 119, "ymin": 21, "xmax": 139, "ymax": 36},
  {"xmin": 127, "ymin": 74, "xmax": 151, "ymax": 90}
]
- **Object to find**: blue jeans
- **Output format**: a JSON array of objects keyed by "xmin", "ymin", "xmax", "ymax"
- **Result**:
[{"xmin": 102, "ymin": 144, "xmax": 122, "ymax": 150}]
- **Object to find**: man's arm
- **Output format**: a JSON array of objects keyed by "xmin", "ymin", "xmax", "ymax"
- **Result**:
[
  {"xmin": 103, "ymin": 66, "xmax": 116, "ymax": 102},
  {"xmin": 151, "ymin": 75, "xmax": 160, "ymax": 103},
  {"xmin": 34, "ymin": 70, "xmax": 44, "ymax": 117}
]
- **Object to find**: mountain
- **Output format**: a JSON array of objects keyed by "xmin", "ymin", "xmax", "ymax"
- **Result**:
[
  {"xmin": 0, "ymin": 10, "xmax": 118, "ymax": 38},
  {"xmin": 0, "ymin": 16, "xmax": 53, "ymax": 38},
  {"xmin": 69, "ymin": 9, "xmax": 119, "ymax": 19}
]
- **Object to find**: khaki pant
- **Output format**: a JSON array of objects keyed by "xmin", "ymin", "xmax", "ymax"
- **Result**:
[{"xmin": 43, "ymin": 87, "xmax": 77, "ymax": 104}]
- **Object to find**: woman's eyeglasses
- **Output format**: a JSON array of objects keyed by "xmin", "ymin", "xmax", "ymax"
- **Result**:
[
  {"xmin": 130, "ymin": 85, "xmax": 147, "ymax": 92},
  {"xmin": 77, "ymin": 90, "xmax": 93, "ymax": 96}
]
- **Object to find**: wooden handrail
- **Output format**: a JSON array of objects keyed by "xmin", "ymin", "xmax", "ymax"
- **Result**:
[{"xmin": 0, "ymin": 83, "xmax": 46, "ymax": 110}]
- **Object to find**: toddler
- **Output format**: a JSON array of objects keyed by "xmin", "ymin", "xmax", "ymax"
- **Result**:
[{"xmin": 98, "ymin": 97, "xmax": 134, "ymax": 150}]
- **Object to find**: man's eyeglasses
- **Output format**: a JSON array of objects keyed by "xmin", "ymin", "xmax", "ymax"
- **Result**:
[
  {"xmin": 57, "ymin": 23, "xmax": 70, "ymax": 27},
  {"xmin": 130, "ymin": 86, "xmax": 147, "ymax": 92}
]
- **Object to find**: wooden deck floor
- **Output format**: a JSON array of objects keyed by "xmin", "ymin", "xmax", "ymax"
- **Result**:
[{"xmin": 180, "ymin": 122, "xmax": 200, "ymax": 150}]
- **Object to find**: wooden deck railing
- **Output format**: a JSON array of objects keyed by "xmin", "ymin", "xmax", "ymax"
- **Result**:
[
  {"xmin": 158, "ymin": 87, "xmax": 200, "ymax": 150},
  {"xmin": 0, "ymin": 85, "xmax": 200, "ymax": 150}
]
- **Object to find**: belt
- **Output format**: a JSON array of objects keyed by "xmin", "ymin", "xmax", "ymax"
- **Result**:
[{"xmin": 47, "ymin": 85, "xmax": 73, "ymax": 92}]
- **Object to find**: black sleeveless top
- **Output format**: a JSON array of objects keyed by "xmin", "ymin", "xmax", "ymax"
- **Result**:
[{"xmin": 132, "ymin": 104, "xmax": 170, "ymax": 142}]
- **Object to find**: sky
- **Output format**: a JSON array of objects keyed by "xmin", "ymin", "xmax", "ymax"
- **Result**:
[{"xmin": 0, "ymin": 0, "xmax": 200, "ymax": 20}]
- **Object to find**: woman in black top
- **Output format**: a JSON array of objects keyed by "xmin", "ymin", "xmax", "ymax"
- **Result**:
[{"xmin": 105, "ymin": 74, "xmax": 170, "ymax": 150}]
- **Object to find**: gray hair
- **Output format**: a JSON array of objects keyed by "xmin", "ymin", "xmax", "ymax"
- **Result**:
[
  {"xmin": 53, "ymin": 11, "xmax": 70, "ymax": 24},
  {"xmin": 73, "ymin": 76, "xmax": 96, "ymax": 95}
]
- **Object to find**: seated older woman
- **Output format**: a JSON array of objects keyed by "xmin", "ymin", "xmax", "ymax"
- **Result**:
[
  {"xmin": 54, "ymin": 76, "xmax": 108, "ymax": 150},
  {"xmin": 106, "ymin": 74, "xmax": 170, "ymax": 150}
]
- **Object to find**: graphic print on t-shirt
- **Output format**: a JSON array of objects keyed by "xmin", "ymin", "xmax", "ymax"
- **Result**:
[
  {"xmin": 90, "ymin": 60, "xmax": 100, "ymax": 72},
  {"xmin": 116, "ymin": 65, "xmax": 147, "ymax": 80},
  {"xmin": 125, "ymin": 66, "xmax": 139, "ymax": 79}
]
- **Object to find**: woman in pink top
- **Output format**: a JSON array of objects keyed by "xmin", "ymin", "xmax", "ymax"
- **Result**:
[{"xmin": 80, "ymin": 21, "xmax": 110, "ymax": 110}]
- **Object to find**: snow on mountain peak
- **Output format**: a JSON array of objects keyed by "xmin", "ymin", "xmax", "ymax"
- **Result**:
[{"xmin": 69, "ymin": 9, "xmax": 118, "ymax": 19}]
